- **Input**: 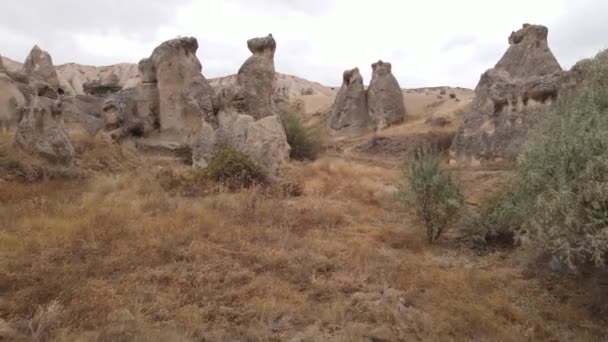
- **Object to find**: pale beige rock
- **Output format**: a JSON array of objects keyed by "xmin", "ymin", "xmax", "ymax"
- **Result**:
[
  {"xmin": 149, "ymin": 37, "xmax": 214, "ymax": 142},
  {"xmin": 328, "ymin": 67, "xmax": 372, "ymax": 134},
  {"xmin": 0, "ymin": 60, "xmax": 27, "ymax": 132},
  {"xmin": 15, "ymin": 82, "xmax": 74, "ymax": 164},
  {"xmin": 21, "ymin": 45, "xmax": 60, "ymax": 89},
  {"xmin": 495, "ymin": 24, "xmax": 562, "ymax": 77},
  {"xmin": 237, "ymin": 34, "xmax": 277, "ymax": 119},
  {"xmin": 451, "ymin": 24, "xmax": 585, "ymax": 165},
  {"xmin": 193, "ymin": 86, "xmax": 289, "ymax": 177},
  {"xmin": 367, "ymin": 60, "xmax": 406, "ymax": 129}
]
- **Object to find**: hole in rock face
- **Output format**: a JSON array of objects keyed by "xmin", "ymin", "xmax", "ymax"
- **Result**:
[
  {"xmin": 493, "ymin": 100, "xmax": 507, "ymax": 115},
  {"xmin": 530, "ymin": 89, "xmax": 558, "ymax": 104}
]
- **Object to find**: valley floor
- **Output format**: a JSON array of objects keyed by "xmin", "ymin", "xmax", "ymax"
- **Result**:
[{"xmin": 0, "ymin": 131, "xmax": 607, "ymax": 341}]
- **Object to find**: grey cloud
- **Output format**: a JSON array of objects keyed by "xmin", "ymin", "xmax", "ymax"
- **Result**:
[
  {"xmin": 440, "ymin": 35, "xmax": 478, "ymax": 53},
  {"xmin": 0, "ymin": 0, "xmax": 187, "ymax": 65},
  {"xmin": 225, "ymin": 0, "xmax": 335, "ymax": 15},
  {"xmin": 0, "ymin": 0, "xmax": 188, "ymax": 39},
  {"xmin": 550, "ymin": 1, "xmax": 608, "ymax": 69}
]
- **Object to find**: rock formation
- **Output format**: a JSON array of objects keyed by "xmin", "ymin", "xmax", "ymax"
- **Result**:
[
  {"xmin": 237, "ymin": 34, "xmax": 277, "ymax": 119},
  {"xmin": 328, "ymin": 68, "xmax": 373, "ymax": 134},
  {"xmin": 367, "ymin": 60, "xmax": 406, "ymax": 129},
  {"xmin": 0, "ymin": 54, "xmax": 27, "ymax": 132},
  {"xmin": 193, "ymin": 86, "xmax": 290, "ymax": 177},
  {"xmin": 451, "ymin": 24, "xmax": 582, "ymax": 165},
  {"xmin": 21, "ymin": 45, "xmax": 60, "ymax": 89},
  {"xmin": 148, "ymin": 37, "xmax": 214, "ymax": 141},
  {"xmin": 15, "ymin": 82, "xmax": 74, "ymax": 164},
  {"xmin": 99, "ymin": 37, "xmax": 214, "ymax": 145},
  {"xmin": 83, "ymin": 74, "xmax": 122, "ymax": 96},
  {"xmin": 495, "ymin": 24, "xmax": 562, "ymax": 78}
]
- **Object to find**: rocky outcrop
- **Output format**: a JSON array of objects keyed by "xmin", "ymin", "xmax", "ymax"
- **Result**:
[
  {"xmin": 83, "ymin": 74, "xmax": 122, "ymax": 96},
  {"xmin": 148, "ymin": 37, "xmax": 214, "ymax": 141},
  {"xmin": 495, "ymin": 24, "xmax": 562, "ymax": 78},
  {"xmin": 99, "ymin": 37, "xmax": 214, "ymax": 145},
  {"xmin": 193, "ymin": 86, "xmax": 290, "ymax": 177},
  {"xmin": 367, "ymin": 60, "xmax": 406, "ymax": 129},
  {"xmin": 328, "ymin": 68, "xmax": 373, "ymax": 134},
  {"xmin": 451, "ymin": 24, "xmax": 581, "ymax": 165},
  {"xmin": 0, "ymin": 55, "xmax": 27, "ymax": 132},
  {"xmin": 15, "ymin": 82, "xmax": 74, "ymax": 164},
  {"xmin": 237, "ymin": 34, "xmax": 277, "ymax": 119},
  {"xmin": 21, "ymin": 45, "xmax": 60, "ymax": 89}
]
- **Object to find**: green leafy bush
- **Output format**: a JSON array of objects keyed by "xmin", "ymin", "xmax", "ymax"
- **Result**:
[
  {"xmin": 398, "ymin": 147, "xmax": 464, "ymax": 243},
  {"xmin": 280, "ymin": 111, "xmax": 322, "ymax": 161},
  {"xmin": 488, "ymin": 51, "xmax": 608, "ymax": 271},
  {"xmin": 204, "ymin": 146, "xmax": 267, "ymax": 189}
]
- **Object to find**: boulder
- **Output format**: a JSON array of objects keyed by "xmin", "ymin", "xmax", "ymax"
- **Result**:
[
  {"xmin": 495, "ymin": 24, "xmax": 562, "ymax": 78},
  {"xmin": 21, "ymin": 45, "xmax": 60, "ymax": 89},
  {"xmin": 193, "ymin": 86, "xmax": 289, "ymax": 177},
  {"xmin": 367, "ymin": 60, "xmax": 406, "ymax": 129},
  {"xmin": 99, "ymin": 37, "xmax": 214, "ymax": 145},
  {"xmin": 450, "ymin": 24, "xmax": 582, "ymax": 165},
  {"xmin": 237, "ymin": 34, "xmax": 277, "ymax": 119},
  {"xmin": 0, "ymin": 57, "xmax": 27, "ymax": 132},
  {"xmin": 15, "ymin": 82, "xmax": 74, "ymax": 164},
  {"xmin": 148, "ymin": 37, "xmax": 214, "ymax": 141},
  {"xmin": 328, "ymin": 67, "xmax": 372, "ymax": 134}
]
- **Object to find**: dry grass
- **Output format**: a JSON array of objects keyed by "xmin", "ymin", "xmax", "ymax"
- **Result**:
[{"xmin": 0, "ymin": 131, "xmax": 606, "ymax": 341}]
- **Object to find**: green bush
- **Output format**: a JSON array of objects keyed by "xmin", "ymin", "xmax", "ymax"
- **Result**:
[
  {"xmin": 280, "ymin": 111, "xmax": 321, "ymax": 161},
  {"xmin": 204, "ymin": 146, "xmax": 267, "ymax": 189},
  {"xmin": 398, "ymin": 147, "xmax": 464, "ymax": 243},
  {"xmin": 490, "ymin": 51, "xmax": 608, "ymax": 271}
]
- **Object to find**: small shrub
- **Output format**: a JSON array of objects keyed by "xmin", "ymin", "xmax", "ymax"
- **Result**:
[
  {"xmin": 280, "ymin": 111, "xmax": 322, "ymax": 161},
  {"xmin": 29, "ymin": 300, "xmax": 63, "ymax": 342},
  {"xmin": 398, "ymin": 147, "xmax": 464, "ymax": 243},
  {"xmin": 204, "ymin": 146, "xmax": 267, "ymax": 189}
]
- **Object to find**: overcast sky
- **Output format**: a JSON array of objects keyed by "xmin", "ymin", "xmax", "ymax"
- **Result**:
[{"xmin": 1, "ymin": 0, "xmax": 606, "ymax": 88}]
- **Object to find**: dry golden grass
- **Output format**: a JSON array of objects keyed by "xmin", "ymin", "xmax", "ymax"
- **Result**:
[{"xmin": 0, "ymin": 129, "xmax": 606, "ymax": 341}]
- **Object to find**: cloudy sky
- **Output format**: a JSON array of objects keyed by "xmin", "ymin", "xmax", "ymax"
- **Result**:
[{"xmin": 1, "ymin": 0, "xmax": 606, "ymax": 88}]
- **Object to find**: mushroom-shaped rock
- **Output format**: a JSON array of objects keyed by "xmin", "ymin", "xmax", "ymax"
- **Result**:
[
  {"xmin": 237, "ymin": 34, "xmax": 277, "ymax": 119},
  {"xmin": 367, "ymin": 60, "xmax": 406, "ymax": 129},
  {"xmin": 21, "ymin": 45, "xmax": 60, "ymax": 89},
  {"xmin": 328, "ymin": 67, "xmax": 372, "ymax": 134},
  {"xmin": 15, "ymin": 82, "xmax": 74, "ymax": 164},
  {"xmin": 495, "ymin": 24, "xmax": 562, "ymax": 78},
  {"xmin": 451, "ymin": 24, "xmax": 578, "ymax": 166},
  {"xmin": 148, "ymin": 37, "xmax": 215, "ymax": 141}
]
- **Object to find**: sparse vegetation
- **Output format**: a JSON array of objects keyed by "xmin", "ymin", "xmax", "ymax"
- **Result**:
[
  {"xmin": 399, "ymin": 146, "xmax": 464, "ymax": 243},
  {"xmin": 280, "ymin": 111, "xmax": 322, "ymax": 161},
  {"xmin": 484, "ymin": 52, "xmax": 608, "ymax": 271},
  {"xmin": 202, "ymin": 145, "xmax": 268, "ymax": 189}
]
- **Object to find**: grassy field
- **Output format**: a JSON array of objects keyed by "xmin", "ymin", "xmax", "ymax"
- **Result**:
[{"xmin": 1, "ymin": 129, "xmax": 606, "ymax": 341}]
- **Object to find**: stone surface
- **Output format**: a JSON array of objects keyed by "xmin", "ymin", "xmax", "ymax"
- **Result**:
[
  {"xmin": 237, "ymin": 34, "xmax": 277, "ymax": 119},
  {"xmin": 15, "ymin": 82, "xmax": 74, "ymax": 164},
  {"xmin": 82, "ymin": 73, "xmax": 122, "ymax": 96},
  {"xmin": 495, "ymin": 24, "xmax": 562, "ymax": 78},
  {"xmin": 193, "ymin": 86, "xmax": 289, "ymax": 177},
  {"xmin": 149, "ymin": 37, "xmax": 214, "ymax": 142},
  {"xmin": 328, "ymin": 67, "xmax": 372, "ymax": 134},
  {"xmin": 21, "ymin": 45, "xmax": 60, "ymax": 89},
  {"xmin": 367, "ymin": 60, "xmax": 406, "ymax": 129},
  {"xmin": 451, "ymin": 24, "xmax": 583, "ymax": 165},
  {"xmin": 0, "ymin": 59, "xmax": 27, "ymax": 132}
]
